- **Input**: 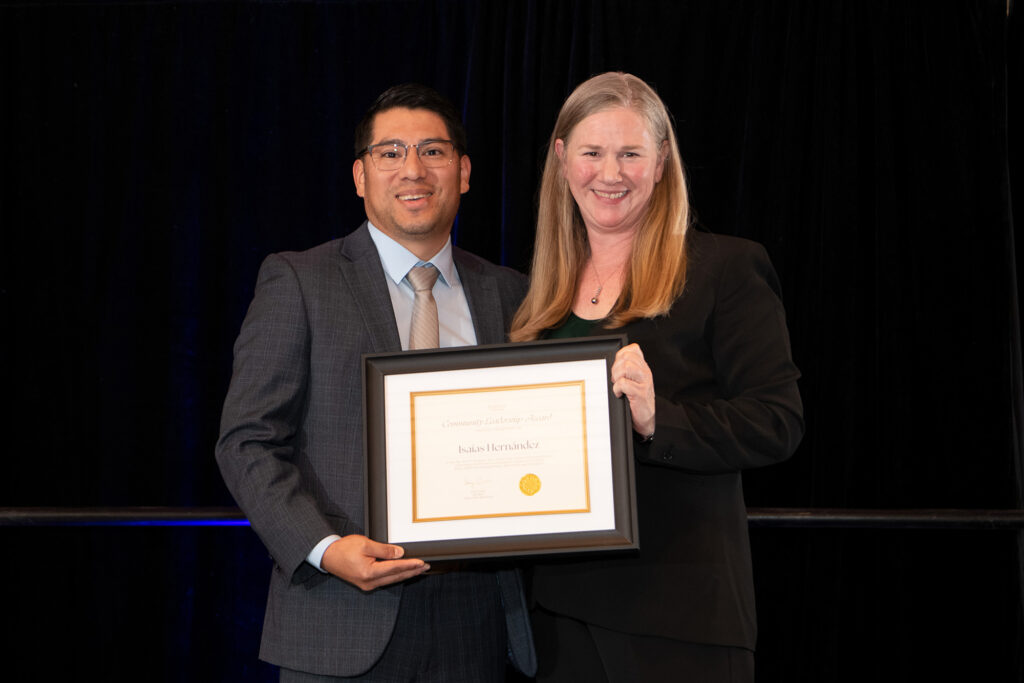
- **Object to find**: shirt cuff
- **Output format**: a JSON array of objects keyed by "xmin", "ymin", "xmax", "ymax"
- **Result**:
[{"xmin": 307, "ymin": 534, "xmax": 343, "ymax": 573}]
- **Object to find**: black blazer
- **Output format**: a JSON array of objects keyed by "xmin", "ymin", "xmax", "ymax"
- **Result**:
[{"xmin": 532, "ymin": 230, "xmax": 804, "ymax": 650}]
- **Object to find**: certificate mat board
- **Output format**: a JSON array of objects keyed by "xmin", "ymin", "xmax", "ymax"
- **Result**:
[{"xmin": 363, "ymin": 336, "xmax": 639, "ymax": 561}]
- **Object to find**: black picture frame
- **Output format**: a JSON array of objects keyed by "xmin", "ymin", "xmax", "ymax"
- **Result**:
[{"xmin": 362, "ymin": 335, "xmax": 639, "ymax": 561}]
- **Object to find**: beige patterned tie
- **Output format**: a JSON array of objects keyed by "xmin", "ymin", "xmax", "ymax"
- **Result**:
[{"xmin": 406, "ymin": 265, "xmax": 440, "ymax": 350}]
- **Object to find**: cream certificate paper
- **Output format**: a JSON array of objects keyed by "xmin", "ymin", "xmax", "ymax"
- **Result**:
[{"xmin": 383, "ymin": 359, "xmax": 617, "ymax": 544}]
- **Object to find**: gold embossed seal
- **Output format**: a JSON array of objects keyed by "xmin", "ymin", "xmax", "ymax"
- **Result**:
[{"xmin": 519, "ymin": 473, "xmax": 541, "ymax": 496}]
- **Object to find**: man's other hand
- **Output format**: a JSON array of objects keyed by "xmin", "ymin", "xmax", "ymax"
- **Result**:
[{"xmin": 321, "ymin": 535, "xmax": 430, "ymax": 591}]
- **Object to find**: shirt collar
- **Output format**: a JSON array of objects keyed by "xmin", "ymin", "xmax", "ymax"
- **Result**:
[{"xmin": 366, "ymin": 222, "xmax": 459, "ymax": 288}]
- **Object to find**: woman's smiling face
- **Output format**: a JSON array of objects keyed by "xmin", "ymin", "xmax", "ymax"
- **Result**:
[{"xmin": 556, "ymin": 106, "xmax": 666, "ymax": 238}]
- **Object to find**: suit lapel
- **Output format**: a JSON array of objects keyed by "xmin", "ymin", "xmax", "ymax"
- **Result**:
[
  {"xmin": 455, "ymin": 249, "xmax": 504, "ymax": 346},
  {"xmin": 338, "ymin": 223, "xmax": 402, "ymax": 353}
]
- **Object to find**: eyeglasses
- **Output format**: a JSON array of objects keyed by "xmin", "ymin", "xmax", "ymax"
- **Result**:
[{"xmin": 360, "ymin": 140, "xmax": 457, "ymax": 171}]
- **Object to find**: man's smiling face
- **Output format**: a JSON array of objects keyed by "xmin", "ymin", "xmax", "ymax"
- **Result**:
[{"xmin": 353, "ymin": 107, "xmax": 471, "ymax": 259}]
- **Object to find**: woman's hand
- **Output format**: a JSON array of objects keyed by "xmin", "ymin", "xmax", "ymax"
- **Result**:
[{"xmin": 611, "ymin": 343, "xmax": 655, "ymax": 437}]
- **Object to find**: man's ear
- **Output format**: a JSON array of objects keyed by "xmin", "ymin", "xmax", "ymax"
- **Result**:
[
  {"xmin": 353, "ymin": 159, "xmax": 366, "ymax": 197},
  {"xmin": 459, "ymin": 154, "xmax": 471, "ymax": 194}
]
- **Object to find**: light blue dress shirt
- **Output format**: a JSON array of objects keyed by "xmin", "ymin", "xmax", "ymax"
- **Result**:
[{"xmin": 365, "ymin": 222, "xmax": 477, "ymax": 350}]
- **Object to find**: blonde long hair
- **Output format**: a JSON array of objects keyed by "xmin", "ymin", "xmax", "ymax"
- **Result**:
[{"xmin": 509, "ymin": 72, "xmax": 690, "ymax": 342}]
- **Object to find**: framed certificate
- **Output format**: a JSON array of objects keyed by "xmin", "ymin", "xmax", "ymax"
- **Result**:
[{"xmin": 363, "ymin": 336, "xmax": 639, "ymax": 561}]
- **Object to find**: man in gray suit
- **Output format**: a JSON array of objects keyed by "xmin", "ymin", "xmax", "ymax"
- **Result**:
[{"xmin": 216, "ymin": 84, "xmax": 535, "ymax": 681}]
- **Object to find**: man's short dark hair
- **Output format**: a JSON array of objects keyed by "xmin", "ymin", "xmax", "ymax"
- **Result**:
[{"xmin": 354, "ymin": 83, "xmax": 468, "ymax": 159}]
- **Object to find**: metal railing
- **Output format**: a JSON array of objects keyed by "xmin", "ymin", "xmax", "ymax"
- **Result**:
[{"xmin": 1, "ymin": 507, "xmax": 1022, "ymax": 529}]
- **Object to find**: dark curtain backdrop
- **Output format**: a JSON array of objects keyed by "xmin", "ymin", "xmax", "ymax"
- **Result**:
[{"xmin": 2, "ymin": 1, "xmax": 1021, "ymax": 681}]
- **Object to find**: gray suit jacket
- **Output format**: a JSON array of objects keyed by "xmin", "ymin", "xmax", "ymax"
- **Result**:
[{"xmin": 216, "ymin": 223, "xmax": 535, "ymax": 677}]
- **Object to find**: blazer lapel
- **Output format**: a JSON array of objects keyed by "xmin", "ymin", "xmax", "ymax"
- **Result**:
[
  {"xmin": 338, "ymin": 223, "xmax": 402, "ymax": 353},
  {"xmin": 455, "ymin": 249, "xmax": 504, "ymax": 346}
]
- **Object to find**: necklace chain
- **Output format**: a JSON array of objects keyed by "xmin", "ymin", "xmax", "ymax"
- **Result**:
[{"xmin": 589, "ymin": 259, "xmax": 623, "ymax": 305}]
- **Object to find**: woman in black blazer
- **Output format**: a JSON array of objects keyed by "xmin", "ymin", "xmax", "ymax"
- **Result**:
[{"xmin": 510, "ymin": 72, "xmax": 803, "ymax": 682}]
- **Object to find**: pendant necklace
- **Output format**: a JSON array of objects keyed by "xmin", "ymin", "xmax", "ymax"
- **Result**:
[{"xmin": 589, "ymin": 259, "xmax": 622, "ymax": 305}]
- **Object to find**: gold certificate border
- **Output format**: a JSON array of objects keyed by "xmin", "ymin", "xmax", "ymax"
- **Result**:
[{"xmin": 410, "ymin": 380, "xmax": 591, "ymax": 522}]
